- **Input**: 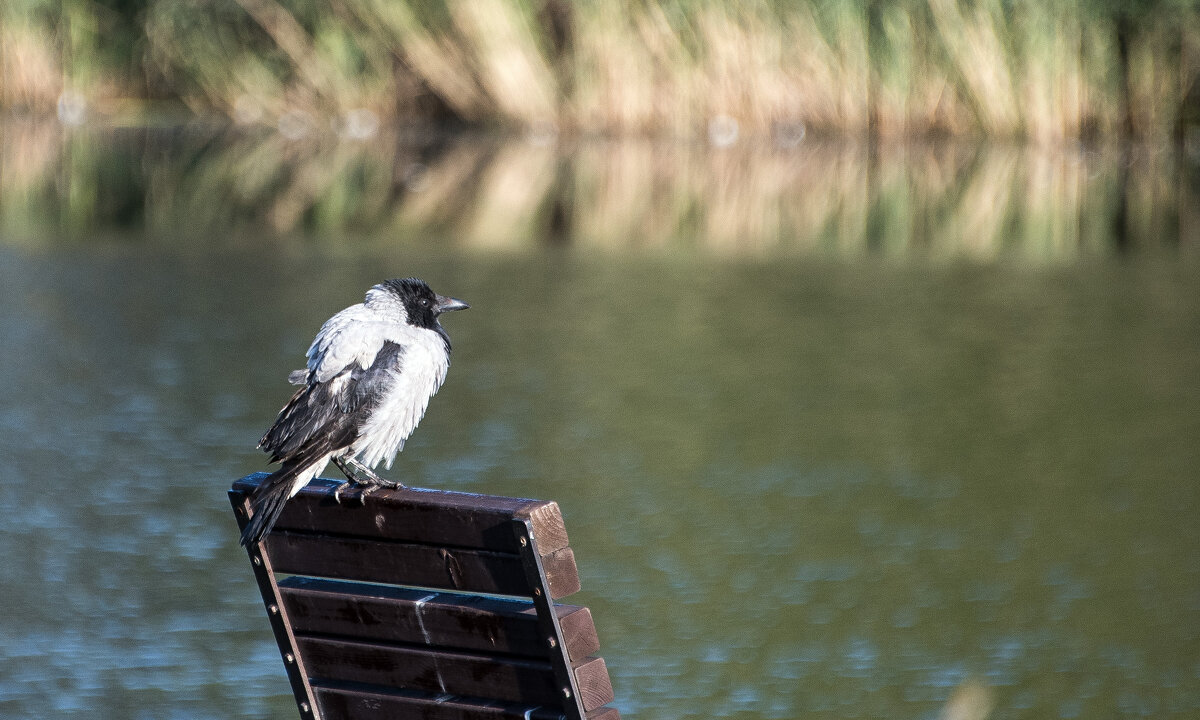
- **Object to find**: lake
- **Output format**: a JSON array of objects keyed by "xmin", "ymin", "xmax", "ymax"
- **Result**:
[{"xmin": 0, "ymin": 123, "xmax": 1198, "ymax": 719}]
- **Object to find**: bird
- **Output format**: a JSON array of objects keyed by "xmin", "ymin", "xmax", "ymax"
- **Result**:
[{"xmin": 240, "ymin": 277, "xmax": 469, "ymax": 546}]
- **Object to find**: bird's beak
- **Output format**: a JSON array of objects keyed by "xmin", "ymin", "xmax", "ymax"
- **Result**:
[{"xmin": 435, "ymin": 295, "xmax": 470, "ymax": 314}]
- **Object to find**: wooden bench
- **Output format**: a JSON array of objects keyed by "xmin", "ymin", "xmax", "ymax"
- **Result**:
[{"xmin": 230, "ymin": 473, "xmax": 619, "ymax": 720}]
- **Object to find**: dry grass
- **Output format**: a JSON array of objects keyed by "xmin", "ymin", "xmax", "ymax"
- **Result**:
[
  {"xmin": 4, "ymin": 1, "xmax": 1198, "ymax": 142},
  {"xmin": 0, "ymin": 19, "xmax": 61, "ymax": 110}
]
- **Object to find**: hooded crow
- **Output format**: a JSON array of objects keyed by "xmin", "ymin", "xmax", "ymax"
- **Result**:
[{"xmin": 240, "ymin": 278, "xmax": 468, "ymax": 546}]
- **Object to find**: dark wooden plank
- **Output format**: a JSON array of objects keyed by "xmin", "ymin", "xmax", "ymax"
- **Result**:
[
  {"xmin": 266, "ymin": 532, "xmax": 580, "ymax": 599},
  {"xmin": 297, "ymin": 637, "xmax": 561, "ymax": 706},
  {"xmin": 316, "ymin": 688, "xmax": 622, "ymax": 720},
  {"xmin": 312, "ymin": 681, "xmax": 570, "ymax": 720},
  {"xmin": 572, "ymin": 657, "xmax": 615, "ymax": 713},
  {"xmin": 267, "ymin": 532, "xmax": 526, "ymax": 595},
  {"xmin": 233, "ymin": 474, "xmax": 569, "ymax": 554},
  {"xmin": 279, "ymin": 577, "xmax": 601, "ymax": 660}
]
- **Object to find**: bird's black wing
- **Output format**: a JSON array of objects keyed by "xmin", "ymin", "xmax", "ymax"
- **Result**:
[{"xmin": 259, "ymin": 341, "xmax": 406, "ymax": 465}]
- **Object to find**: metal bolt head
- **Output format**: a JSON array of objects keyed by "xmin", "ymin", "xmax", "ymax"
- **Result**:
[
  {"xmin": 268, "ymin": 604, "xmax": 279, "ymax": 615},
  {"xmin": 300, "ymin": 701, "xmax": 310, "ymax": 713},
  {"xmin": 252, "ymin": 555, "xmax": 262, "ymax": 566},
  {"xmin": 548, "ymin": 636, "xmax": 557, "ymax": 648},
  {"xmin": 285, "ymin": 653, "xmax": 295, "ymax": 664},
  {"xmin": 519, "ymin": 535, "xmax": 528, "ymax": 547},
  {"xmin": 562, "ymin": 687, "xmax": 571, "ymax": 699}
]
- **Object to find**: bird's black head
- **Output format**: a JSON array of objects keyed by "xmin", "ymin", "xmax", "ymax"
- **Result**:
[{"xmin": 380, "ymin": 277, "xmax": 469, "ymax": 330}]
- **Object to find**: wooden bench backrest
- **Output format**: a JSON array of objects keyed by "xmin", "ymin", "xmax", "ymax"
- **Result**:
[{"xmin": 230, "ymin": 473, "xmax": 619, "ymax": 720}]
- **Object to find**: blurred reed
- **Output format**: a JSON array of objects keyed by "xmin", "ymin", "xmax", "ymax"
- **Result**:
[
  {"xmin": 2, "ymin": 0, "xmax": 1198, "ymax": 141},
  {"xmin": 1, "ymin": 122, "xmax": 1193, "ymax": 261}
]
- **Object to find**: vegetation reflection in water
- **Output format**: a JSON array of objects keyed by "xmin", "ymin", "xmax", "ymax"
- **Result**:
[{"xmin": 1, "ymin": 122, "xmax": 1195, "ymax": 261}]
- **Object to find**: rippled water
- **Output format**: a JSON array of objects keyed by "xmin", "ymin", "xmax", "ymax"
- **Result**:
[{"xmin": 0, "ymin": 128, "xmax": 1198, "ymax": 719}]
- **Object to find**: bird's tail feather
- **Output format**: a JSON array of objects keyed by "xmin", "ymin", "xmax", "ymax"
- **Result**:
[{"xmin": 240, "ymin": 466, "xmax": 303, "ymax": 547}]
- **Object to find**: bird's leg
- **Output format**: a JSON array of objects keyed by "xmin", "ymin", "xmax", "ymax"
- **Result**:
[
  {"xmin": 344, "ymin": 456, "xmax": 404, "ymax": 490},
  {"xmin": 331, "ymin": 456, "xmax": 403, "ymax": 505},
  {"xmin": 331, "ymin": 456, "xmax": 370, "ymax": 504}
]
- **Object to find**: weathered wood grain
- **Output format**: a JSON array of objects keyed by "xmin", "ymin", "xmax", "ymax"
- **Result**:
[{"xmin": 572, "ymin": 657, "xmax": 615, "ymax": 712}]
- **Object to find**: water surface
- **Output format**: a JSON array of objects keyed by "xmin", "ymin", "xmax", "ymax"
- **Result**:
[{"xmin": 0, "ymin": 127, "xmax": 1197, "ymax": 719}]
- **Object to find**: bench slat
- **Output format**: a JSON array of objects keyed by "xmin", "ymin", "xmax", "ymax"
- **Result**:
[
  {"xmin": 312, "ymin": 681, "xmax": 620, "ymax": 720},
  {"xmin": 265, "ymin": 532, "xmax": 580, "ymax": 599},
  {"xmin": 298, "ymin": 636, "xmax": 558, "ymax": 706},
  {"xmin": 233, "ymin": 474, "xmax": 569, "ymax": 554},
  {"xmin": 279, "ymin": 577, "xmax": 601, "ymax": 660},
  {"xmin": 301, "ymin": 638, "xmax": 616, "ymax": 715}
]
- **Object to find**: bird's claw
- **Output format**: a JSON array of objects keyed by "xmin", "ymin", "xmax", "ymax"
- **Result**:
[
  {"xmin": 333, "ymin": 479, "xmax": 404, "ymax": 505},
  {"xmin": 332, "ymin": 455, "xmax": 404, "ymax": 496},
  {"xmin": 333, "ymin": 481, "xmax": 369, "ymax": 506}
]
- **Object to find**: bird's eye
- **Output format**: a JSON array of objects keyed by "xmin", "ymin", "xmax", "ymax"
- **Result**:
[{"xmin": 419, "ymin": 298, "xmax": 430, "ymax": 307}]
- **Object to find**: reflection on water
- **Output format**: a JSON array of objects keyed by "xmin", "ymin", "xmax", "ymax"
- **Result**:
[
  {"xmin": 0, "ymin": 127, "xmax": 1198, "ymax": 719},
  {"xmin": 1, "ymin": 121, "xmax": 1197, "ymax": 259}
]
